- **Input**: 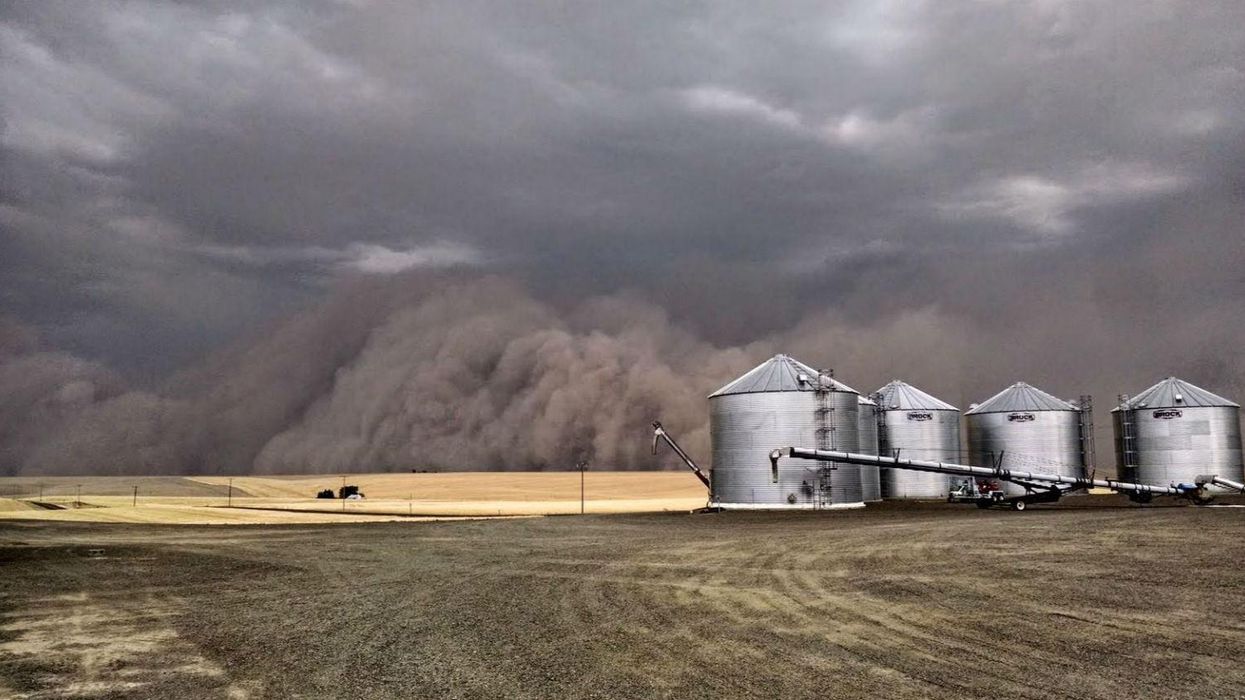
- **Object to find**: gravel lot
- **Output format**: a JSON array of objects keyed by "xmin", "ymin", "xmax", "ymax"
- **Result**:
[{"xmin": 2, "ymin": 500, "xmax": 1244, "ymax": 699}]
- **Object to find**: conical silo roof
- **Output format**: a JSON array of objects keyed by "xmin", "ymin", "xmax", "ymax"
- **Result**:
[
  {"xmin": 1113, "ymin": 377, "xmax": 1239, "ymax": 411},
  {"xmin": 858, "ymin": 394, "xmax": 877, "ymax": 406},
  {"xmin": 874, "ymin": 380, "xmax": 958, "ymax": 411},
  {"xmin": 709, "ymin": 354, "xmax": 858, "ymax": 398},
  {"xmin": 965, "ymin": 382, "xmax": 1076, "ymax": 415}
]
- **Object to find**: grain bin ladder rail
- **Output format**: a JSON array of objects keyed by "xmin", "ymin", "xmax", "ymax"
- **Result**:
[
  {"xmin": 768, "ymin": 447, "xmax": 1244, "ymax": 510},
  {"xmin": 651, "ymin": 421, "xmax": 711, "ymax": 489}
]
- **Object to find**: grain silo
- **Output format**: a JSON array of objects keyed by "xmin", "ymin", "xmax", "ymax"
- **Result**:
[
  {"xmin": 857, "ymin": 395, "xmax": 881, "ymax": 501},
  {"xmin": 874, "ymin": 380, "xmax": 961, "ymax": 499},
  {"xmin": 709, "ymin": 354, "xmax": 863, "ymax": 509},
  {"xmin": 965, "ymin": 382, "xmax": 1086, "ymax": 496},
  {"xmin": 1113, "ymin": 377, "xmax": 1243, "ymax": 491}
]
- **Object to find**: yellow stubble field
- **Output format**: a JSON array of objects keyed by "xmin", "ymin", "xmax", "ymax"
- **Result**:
[{"xmin": 0, "ymin": 472, "xmax": 708, "ymax": 524}]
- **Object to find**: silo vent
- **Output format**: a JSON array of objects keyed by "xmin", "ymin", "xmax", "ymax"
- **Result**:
[
  {"xmin": 797, "ymin": 373, "xmax": 809, "ymax": 385},
  {"xmin": 1175, "ymin": 393, "xmax": 1184, "ymax": 403}
]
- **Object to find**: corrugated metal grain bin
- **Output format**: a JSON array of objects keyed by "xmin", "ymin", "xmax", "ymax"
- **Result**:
[
  {"xmin": 709, "ymin": 354, "xmax": 863, "ymax": 509},
  {"xmin": 965, "ymin": 382, "xmax": 1085, "ymax": 496},
  {"xmin": 857, "ymin": 394, "xmax": 881, "ymax": 501},
  {"xmin": 1113, "ymin": 377, "xmax": 1243, "ymax": 491},
  {"xmin": 875, "ymin": 380, "xmax": 961, "ymax": 499}
]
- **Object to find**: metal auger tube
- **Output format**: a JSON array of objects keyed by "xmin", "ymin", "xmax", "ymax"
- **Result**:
[
  {"xmin": 652, "ymin": 422, "xmax": 712, "ymax": 489},
  {"xmin": 1204, "ymin": 475, "xmax": 1245, "ymax": 493},
  {"xmin": 770, "ymin": 448, "xmax": 1193, "ymax": 499}
]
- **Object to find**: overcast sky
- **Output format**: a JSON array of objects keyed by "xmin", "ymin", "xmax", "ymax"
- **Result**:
[{"xmin": 3, "ymin": 1, "xmax": 1244, "ymax": 383}]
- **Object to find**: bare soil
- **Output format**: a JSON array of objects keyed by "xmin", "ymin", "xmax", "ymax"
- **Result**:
[{"xmin": 2, "ymin": 500, "xmax": 1244, "ymax": 699}]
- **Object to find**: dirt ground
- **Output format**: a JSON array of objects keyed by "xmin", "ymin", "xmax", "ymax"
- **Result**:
[{"xmin": 2, "ymin": 500, "xmax": 1244, "ymax": 699}]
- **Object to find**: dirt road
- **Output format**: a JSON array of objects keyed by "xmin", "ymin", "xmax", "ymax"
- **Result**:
[{"xmin": 2, "ymin": 502, "xmax": 1243, "ymax": 698}]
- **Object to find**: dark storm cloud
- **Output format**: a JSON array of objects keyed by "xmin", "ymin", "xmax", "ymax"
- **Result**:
[{"xmin": 1, "ymin": 1, "xmax": 1244, "ymax": 474}]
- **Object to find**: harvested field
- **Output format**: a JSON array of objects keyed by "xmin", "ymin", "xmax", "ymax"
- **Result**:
[
  {"xmin": 188, "ymin": 471, "xmax": 706, "ymax": 501},
  {"xmin": 0, "ymin": 473, "xmax": 707, "ymax": 523},
  {"xmin": 0, "ymin": 499, "xmax": 37, "ymax": 513},
  {"xmin": 2, "ymin": 501, "xmax": 1244, "ymax": 699},
  {"xmin": 0, "ymin": 477, "xmax": 230, "ymax": 499},
  {"xmin": 227, "ymin": 496, "xmax": 700, "ymax": 517},
  {"xmin": 0, "ymin": 502, "xmax": 432, "ymax": 525}
]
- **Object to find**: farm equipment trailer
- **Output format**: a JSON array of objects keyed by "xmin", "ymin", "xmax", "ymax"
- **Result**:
[{"xmin": 769, "ymin": 447, "xmax": 1245, "ymax": 511}]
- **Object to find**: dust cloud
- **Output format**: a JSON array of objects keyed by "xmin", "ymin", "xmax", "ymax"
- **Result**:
[
  {"xmin": 2, "ymin": 269, "xmax": 1242, "ymax": 477},
  {"xmin": 0, "ymin": 275, "xmax": 754, "ymax": 474}
]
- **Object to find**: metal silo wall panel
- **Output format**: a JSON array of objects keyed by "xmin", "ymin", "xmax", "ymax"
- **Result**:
[
  {"xmin": 966, "ymin": 410, "xmax": 1083, "ymax": 496},
  {"xmin": 857, "ymin": 405, "xmax": 881, "ymax": 501},
  {"xmin": 880, "ymin": 409, "xmax": 961, "ymax": 499},
  {"xmin": 1123, "ymin": 406, "xmax": 1244, "ymax": 491},
  {"xmin": 710, "ymin": 391, "xmax": 862, "ymax": 507}
]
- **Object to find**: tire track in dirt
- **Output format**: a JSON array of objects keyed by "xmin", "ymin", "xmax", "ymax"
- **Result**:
[
  {"xmin": 0, "ymin": 591, "xmax": 249, "ymax": 699},
  {"xmin": 4, "ymin": 506, "xmax": 1245, "ymax": 698}
]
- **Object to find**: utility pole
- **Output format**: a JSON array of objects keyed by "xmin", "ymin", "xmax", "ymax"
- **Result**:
[
  {"xmin": 75, "ymin": 484, "xmax": 81, "ymax": 508},
  {"xmin": 578, "ymin": 460, "xmax": 589, "ymax": 514},
  {"xmin": 342, "ymin": 475, "xmax": 347, "ymax": 512},
  {"xmin": 227, "ymin": 477, "xmax": 233, "ymax": 507},
  {"xmin": 132, "ymin": 485, "xmax": 137, "ymax": 507}
]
